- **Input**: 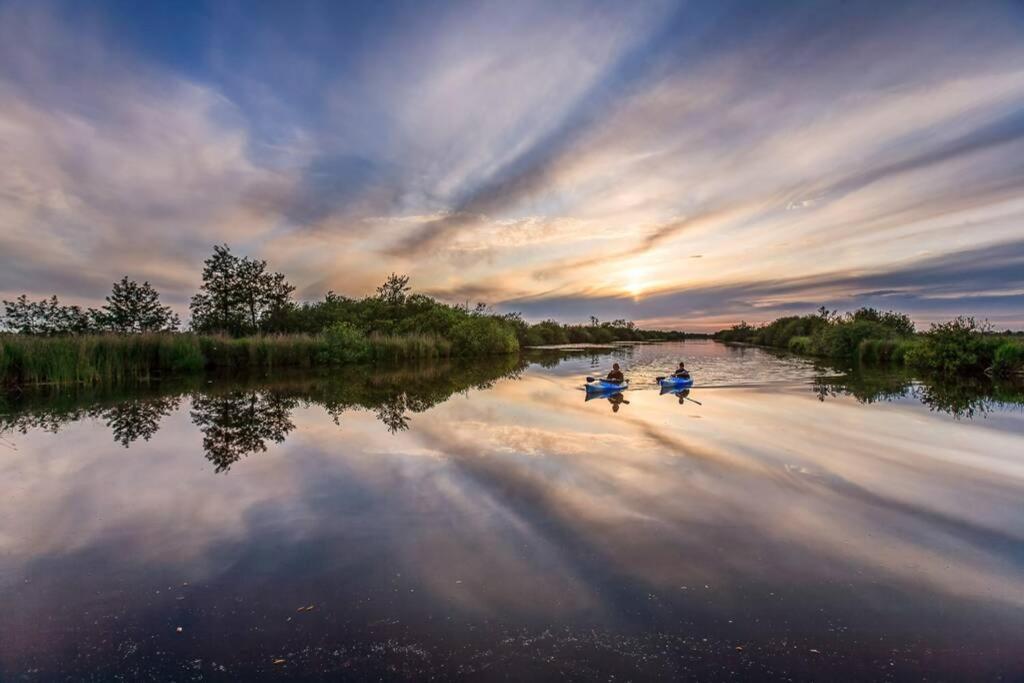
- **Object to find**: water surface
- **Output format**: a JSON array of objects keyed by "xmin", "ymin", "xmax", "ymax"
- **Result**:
[{"xmin": 2, "ymin": 341, "xmax": 1023, "ymax": 680}]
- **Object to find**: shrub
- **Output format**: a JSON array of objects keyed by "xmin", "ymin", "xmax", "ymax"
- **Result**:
[
  {"xmin": 904, "ymin": 317, "xmax": 998, "ymax": 376},
  {"xmin": 321, "ymin": 322, "xmax": 370, "ymax": 364},
  {"xmin": 811, "ymin": 320, "xmax": 895, "ymax": 359},
  {"xmin": 857, "ymin": 338, "xmax": 920, "ymax": 364},
  {"xmin": 788, "ymin": 336, "xmax": 813, "ymax": 355},
  {"xmin": 992, "ymin": 340, "xmax": 1024, "ymax": 377},
  {"xmin": 449, "ymin": 317, "xmax": 519, "ymax": 356}
]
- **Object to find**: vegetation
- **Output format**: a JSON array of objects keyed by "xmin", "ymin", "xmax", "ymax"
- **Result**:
[
  {"xmin": 3, "ymin": 278, "xmax": 179, "ymax": 335},
  {"xmin": 518, "ymin": 317, "xmax": 702, "ymax": 346},
  {"xmin": 812, "ymin": 365, "xmax": 1024, "ymax": 420},
  {"xmin": 0, "ymin": 330, "xmax": 495, "ymax": 386},
  {"xmin": 189, "ymin": 244, "xmax": 294, "ymax": 335},
  {"xmin": 1, "ymin": 355, "xmax": 527, "ymax": 470},
  {"xmin": 716, "ymin": 308, "xmax": 1024, "ymax": 379}
]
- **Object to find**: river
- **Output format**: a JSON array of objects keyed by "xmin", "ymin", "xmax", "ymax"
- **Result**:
[{"xmin": 2, "ymin": 341, "xmax": 1022, "ymax": 680}]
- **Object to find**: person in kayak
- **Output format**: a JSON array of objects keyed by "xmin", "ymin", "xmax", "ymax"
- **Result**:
[
  {"xmin": 672, "ymin": 362, "xmax": 690, "ymax": 379},
  {"xmin": 606, "ymin": 363, "xmax": 624, "ymax": 383}
]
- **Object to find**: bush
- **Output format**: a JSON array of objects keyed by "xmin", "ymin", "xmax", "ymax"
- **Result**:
[
  {"xmin": 449, "ymin": 317, "xmax": 519, "ymax": 356},
  {"xmin": 857, "ymin": 338, "xmax": 921, "ymax": 364},
  {"xmin": 811, "ymin": 320, "xmax": 895, "ymax": 359},
  {"xmin": 321, "ymin": 322, "xmax": 370, "ymax": 364},
  {"xmin": 992, "ymin": 340, "xmax": 1024, "ymax": 377},
  {"xmin": 788, "ymin": 336, "xmax": 813, "ymax": 355},
  {"xmin": 904, "ymin": 317, "xmax": 999, "ymax": 376}
]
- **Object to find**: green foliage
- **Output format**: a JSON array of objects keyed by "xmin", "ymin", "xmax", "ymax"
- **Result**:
[
  {"xmin": 97, "ymin": 277, "xmax": 180, "ymax": 332},
  {"xmin": 449, "ymin": 316, "xmax": 518, "ymax": 356},
  {"xmin": 788, "ymin": 336, "xmax": 812, "ymax": 354},
  {"xmin": 903, "ymin": 317, "xmax": 998, "ymax": 376},
  {"xmin": 716, "ymin": 308, "xmax": 913, "ymax": 355},
  {"xmin": 992, "ymin": 340, "xmax": 1024, "ymax": 377},
  {"xmin": 189, "ymin": 244, "xmax": 295, "ymax": 335},
  {"xmin": 321, "ymin": 322, "xmax": 370, "ymax": 364},
  {"xmin": 849, "ymin": 307, "xmax": 915, "ymax": 337},
  {"xmin": 811, "ymin": 320, "xmax": 896, "ymax": 359},
  {"xmin": 857, "ymin": 338, "xmax": 921, "ymax": 365},
  {"xmin": 518, "ymin": 318, "xmax": 686, "ymax": 346},
  {"xmin": 367, "ymin": 333, "xmax": 451, "ymax": 361},
  {"xmin": 714, "ymin": 321, "xmax": 755, "ymax": 343}
]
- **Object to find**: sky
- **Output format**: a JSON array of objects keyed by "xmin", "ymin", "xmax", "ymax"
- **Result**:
[{"xmin": 1, "ymin": 0, "xmax": 1023, "ymax": 331}]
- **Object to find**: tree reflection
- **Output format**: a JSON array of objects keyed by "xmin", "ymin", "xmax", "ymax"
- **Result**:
[
  {"xmin": 1, "ymin": 354, "xmax": 528, "ymax": 468},
  {"xmin": 812, "ymin": 368, "xmax": 1024, "ymax": 419},
  {"xmin": 104, "ymin": 397, "xmax": 181, "ymax": 447},
  {"xmin": 190, "ymin": 392, "xmax": 298, "ymax": 472}
]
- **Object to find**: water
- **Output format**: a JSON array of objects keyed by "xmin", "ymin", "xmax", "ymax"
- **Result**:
[{"xmin": 2, "ymin": 341, "xmax": 1023, "ymax": 680}]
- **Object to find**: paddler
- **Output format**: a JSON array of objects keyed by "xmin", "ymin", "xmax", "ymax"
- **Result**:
[{"xmin": 606, "ymin": 363, "xmax": 624, "ymax": 383}]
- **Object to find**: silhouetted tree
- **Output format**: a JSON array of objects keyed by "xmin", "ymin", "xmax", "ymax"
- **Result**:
[
  {"xmin": 376, "ymin": 273, "xmax": 411, "ymax": 305},
  {"xmin": 189, "ymin": 244, "xmax": 295, "ymax": 335},
  {"xmin": 96, "ymin": 277, "xmax": 180, "ymax": 333},
  {"xmin": 1, "ymin": 295, "xmax": 97, "ymax": 334}
]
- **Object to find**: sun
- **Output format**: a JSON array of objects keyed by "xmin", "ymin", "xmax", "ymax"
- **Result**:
[{"xmin": 624, "ymin": 268, "xmax": 647, "ymax": 299}]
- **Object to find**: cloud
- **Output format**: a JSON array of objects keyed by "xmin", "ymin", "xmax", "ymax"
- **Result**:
[
  {"xmin": 1, "ymin": 0, "xmax": 1023, "ymax": 326},
  {"xmin": 502, "ymin": 238, "xmax": 1024, "ymax": 329}
]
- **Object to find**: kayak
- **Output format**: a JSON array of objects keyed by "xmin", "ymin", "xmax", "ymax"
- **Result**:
[
  {"xmin": 658, "ymin": 376, "xmax": 694, "ymax": 388},
  {"xmin": 585, "ymin": 379, "xmax": 629, "ymax": 393}
]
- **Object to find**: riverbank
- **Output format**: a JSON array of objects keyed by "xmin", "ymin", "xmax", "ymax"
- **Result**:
[
  {"xmin": 0, "ymin": 329, "xmax": 514, "ymax": 387},
  {"xmin": 715, "ymin": 311, "xmax": 1024, "ymax": 379}
]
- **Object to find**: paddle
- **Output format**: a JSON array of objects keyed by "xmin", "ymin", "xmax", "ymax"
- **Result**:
[
  {"xmin": 683, "ymin": 396, "xmax": 702, "ymax": 406},
  {"xmin": 586, "ymin": 376, "xmax": 625, "ymax": 385},
  {"xmin": 655, "ymin": 375, "xmax": 690, "ymax": 382}
]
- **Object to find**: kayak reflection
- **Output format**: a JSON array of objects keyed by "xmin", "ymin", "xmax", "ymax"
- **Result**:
[
  {"xmin": 583, "ymin": 384, "xmax": 630, "ymax": 412},
  {"xmin": 659, "ymin": 384, "xmax": 703, "ymax": 407}
]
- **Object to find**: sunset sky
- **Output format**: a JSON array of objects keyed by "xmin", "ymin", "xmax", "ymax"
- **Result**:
[{"xmin": 2, "ymin": 0, "xmax": 1023, "ymax": 331}]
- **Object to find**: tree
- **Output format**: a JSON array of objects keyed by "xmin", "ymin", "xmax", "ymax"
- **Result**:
[
  {"xmin": 189, "ymin": 244, "xmax": 294, "ymax": 335},
  {"xmin": 2, "ymin": 295, "xmax": 96, "ymax": 335},
  {"xmin": 376, "ymin": 273, "xmax": 411, "ymax": 305},
  {"xmin": 97, "ymin": 277, "xmax": 180, "ymax": 333}
]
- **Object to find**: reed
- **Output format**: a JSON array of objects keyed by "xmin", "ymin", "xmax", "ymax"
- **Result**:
[
  {"xmin": 0, "ymin": 330, "xmax": 508, "ymax": 387},
  {"xmin": 367, "ymin": 332, "xmax": 452, "ymax": 361}
]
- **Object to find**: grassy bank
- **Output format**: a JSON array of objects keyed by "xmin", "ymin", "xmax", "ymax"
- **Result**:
[
  {"xmin": 0, "ymin": 329, "xmax": 502, "ymax": 387},
  {"xmin": 716, "ymin": 310, "xmax": 1024, "ymax": 378}
]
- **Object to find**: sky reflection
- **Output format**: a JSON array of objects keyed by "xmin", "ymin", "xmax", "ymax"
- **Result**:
[{"xmin": 2, "ymin": 344, "xmax": 1024, "ymax": 677}]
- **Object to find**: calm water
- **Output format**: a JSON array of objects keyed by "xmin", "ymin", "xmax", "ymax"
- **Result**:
[{"xmin": 2, "ymin": 341, "xmax": 1023, "ymax": 680}]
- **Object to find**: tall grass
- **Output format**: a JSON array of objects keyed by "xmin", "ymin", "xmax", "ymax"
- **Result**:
[
  {"xmin": 367, "ymin": 332, "xmax": 452, "ymax": 361},
  {"xmin": 1, "ymin": 330, "xmax": 498, "ymax": 387},
  {"xmin": 857, "ymin": 338, "xmax": 922, "ymax": 365}
]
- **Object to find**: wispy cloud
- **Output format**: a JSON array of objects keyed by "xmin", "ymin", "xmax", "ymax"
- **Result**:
[{"xmin": 1, "ymin": 1, "xmax": 1022, "ymax": 326}]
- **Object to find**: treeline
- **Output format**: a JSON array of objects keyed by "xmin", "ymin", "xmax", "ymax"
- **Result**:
[
  {"xmin": 0, "ymin": 244, "xmax": 694, "ymax": 385},
  {"xmin": 3, "ymin": 278, "xmax": 179, "ymax": 335},
  {"xmin": 519, "ymin": 317, "xmax": 699, "ymax": 346},
  {"xmin": 715, "ymin": 307, "xmax": 1024, "ymax": 378}
]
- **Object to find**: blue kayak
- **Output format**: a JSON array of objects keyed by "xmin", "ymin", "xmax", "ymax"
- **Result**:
[
  {"xmin": 585, "ymin": 379, "xmax": 629, "ymax": 393},
  {"xmin": 658, "ymin": 376, "xmax": 694, "ymax": 388}
]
